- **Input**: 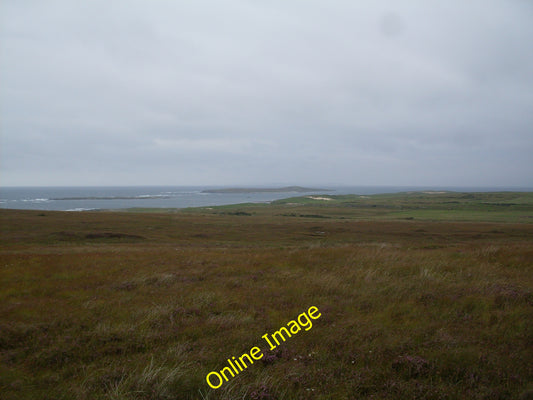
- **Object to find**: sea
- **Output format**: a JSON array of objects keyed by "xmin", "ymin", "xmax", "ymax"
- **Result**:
[{"xmin": 0, "ymin": 186, "xmax": 530, "ymax": 211}]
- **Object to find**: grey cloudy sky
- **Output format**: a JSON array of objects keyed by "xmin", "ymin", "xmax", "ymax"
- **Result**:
[{"xmin": 1, "ymin": 0, "xmax": 532, "ymax": 187}]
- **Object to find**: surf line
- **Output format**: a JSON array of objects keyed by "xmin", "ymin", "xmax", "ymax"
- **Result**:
[{"xmin": 205, "ymin": 306, "xmax": 321, "ymax": 389}]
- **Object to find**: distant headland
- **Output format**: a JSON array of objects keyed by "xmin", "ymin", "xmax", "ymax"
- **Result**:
[{"xmin": 202, "ymin": 186, "xmax": 331, "ymax": 194}]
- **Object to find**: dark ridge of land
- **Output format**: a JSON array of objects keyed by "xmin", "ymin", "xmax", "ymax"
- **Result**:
[
  {"xmin": 201, "ymin": 185, "xmax": 331, "ymax": 193},
  {"xmin": 1, "ymin": 191, "xmax": 532, "ymax": 399}
]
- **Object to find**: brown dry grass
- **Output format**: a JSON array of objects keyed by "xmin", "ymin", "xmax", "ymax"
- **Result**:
[{"xmin": 1, "ymin": 200, "xmax": 532, "ymax": 399}]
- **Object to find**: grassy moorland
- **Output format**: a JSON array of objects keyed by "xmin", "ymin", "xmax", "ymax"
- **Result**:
[{"xmin": 1, "ymin": 191, "xmax": 532, "ymax": 399}]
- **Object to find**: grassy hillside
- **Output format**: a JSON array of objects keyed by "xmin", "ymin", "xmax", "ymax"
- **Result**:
[
  {"xmin": 178, "ymin": 190, "xmax": 533, "ymax": 223},
  {"xmin": 1, "ymin": 192, "xmax": 532, "ymax": 399}
]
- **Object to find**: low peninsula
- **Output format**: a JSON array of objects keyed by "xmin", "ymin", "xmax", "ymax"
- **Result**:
[{"xmin": 202, "ymin": 186, "xmax": 331, "ymax": 194}]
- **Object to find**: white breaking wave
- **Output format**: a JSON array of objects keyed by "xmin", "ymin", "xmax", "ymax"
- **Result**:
[{"xmin": 21, "ymin": 198, "xmax": 50, "ymax": 202}]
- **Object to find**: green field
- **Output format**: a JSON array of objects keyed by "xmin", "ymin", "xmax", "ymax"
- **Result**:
[{"xmin": 1, "ymin": 192, "xmax": 532, "ymax": 399}]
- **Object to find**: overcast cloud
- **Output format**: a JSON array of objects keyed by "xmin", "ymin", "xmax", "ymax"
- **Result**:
[{"xmin": 1, "ymin": 0, "xmax": 532, "ymax": 186}]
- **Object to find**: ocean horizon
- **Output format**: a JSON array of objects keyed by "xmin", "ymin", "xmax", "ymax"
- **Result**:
[{"xmin": 1, "ymin": 185, "xmax": 532, "ymax": 211}]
